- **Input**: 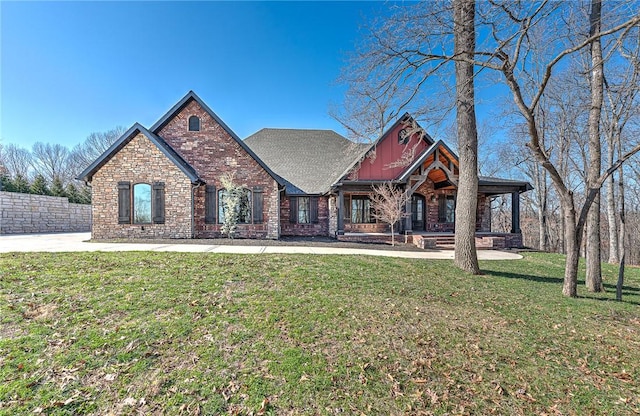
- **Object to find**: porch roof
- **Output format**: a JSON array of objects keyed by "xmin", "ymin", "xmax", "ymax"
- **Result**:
[{"xmin": 478, "ymin": 177, "xmax": 533, "ymax": 195}]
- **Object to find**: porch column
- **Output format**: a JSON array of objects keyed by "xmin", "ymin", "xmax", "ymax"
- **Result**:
[
  {"xmin": 337, "ymin": 190, "xmax": 345, "ymax": 235},
  {"xmin": 511, "ymin": 191, "xmax": 521, "ymax": 234},
  {"xmin": 404, "ymin": 199, "xmax": 413, "ymax": 234}
]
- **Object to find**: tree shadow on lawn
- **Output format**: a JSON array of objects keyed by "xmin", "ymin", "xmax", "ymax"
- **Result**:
[{"xmin": 484, "ymin": 269, "xmax": 640, "ymax": 306}]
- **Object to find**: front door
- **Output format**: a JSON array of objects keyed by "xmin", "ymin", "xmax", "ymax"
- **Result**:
[{"xmin": 411, "ymin": 194, "xmax": 426, "ymax": 231}]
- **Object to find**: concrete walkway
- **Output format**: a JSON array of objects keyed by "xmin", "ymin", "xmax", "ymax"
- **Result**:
[{"xmin": 0, "ymin": 232, "xmax": 523, "ymax": 260}]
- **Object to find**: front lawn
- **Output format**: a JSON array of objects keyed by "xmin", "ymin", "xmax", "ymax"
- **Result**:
[{"xmin": 1, "ymin": 252, "xmax": 638, "ymax": 415}]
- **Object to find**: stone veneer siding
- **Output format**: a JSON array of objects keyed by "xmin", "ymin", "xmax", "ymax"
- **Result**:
[
  {"xmin": 0, "ymin": 191, "xmax": 91, "ymax": 234},
  {"xmin": 280, "ymin": 196, "xmax": 330, "ymax": 237},
  {"xmin": 328, "ymin": 195, "xmax": 338, "ymax": 237},
  {"xmin": 158, "ymin": 99, "xmax": 279, "ymax": 239},
  {"xmin": 91, "ymin": 133, "xmax": 193, "ymax": 239}
]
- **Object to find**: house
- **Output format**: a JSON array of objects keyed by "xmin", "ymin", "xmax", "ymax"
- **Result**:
[{"xmin": 79, "ymin": 91, "xmax": 531, "ymax": 247}]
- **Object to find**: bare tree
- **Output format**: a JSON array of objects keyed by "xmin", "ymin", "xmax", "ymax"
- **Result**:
[
  {"xmin": 336, "ymin": 1, "xmax": 640, "ymax": 293},
  {"xmin": 31, "ymin": 142, "xmax": 71, "ymax": 185},
  {"xmin": 585, "ymin": 0, "xmax": 605, "ymax": 293},
  {"xmin": 70, "ymin": 126, "xmax": 126, "ymax": 174},
  {"xmin": 0, "ymin": 143, "xmax": 5, "ymax": 176},
  {"xmin": 616, "ymin": 138, "xmax": 627, "ymax": 301},
  {"xmin": 1, "ymin": 143, "xmax": 33, "ymax": 179},
  {"xmin": 603, "ymin": 32, "xmax": 640, "ymax": 264},
  {"xmin": 370, "ymin": 182, "xmax": 410, "ymax": 246},
  {"xmin": 470, "ymin": 2, "xmax": 640, "ymax": 297},
  {"xmin": 453, "ymin": 0, "xmax": 481, "ymax": 274},
  {"xmin": 335, "ymin": 1, "xmax": 482, "ymax": 273}
]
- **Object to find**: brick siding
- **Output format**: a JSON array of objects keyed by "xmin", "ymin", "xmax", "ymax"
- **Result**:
[
  {"xmin": 0, "ymin": 191, "xmax": 91, "ymax": 234},
  {"xmin": 158, "ymin": 100, "xmax": 279, "ymax": 239},
  {"xmin": 280, "ymin": 196, "xmax": 330, "ymax": 237}
]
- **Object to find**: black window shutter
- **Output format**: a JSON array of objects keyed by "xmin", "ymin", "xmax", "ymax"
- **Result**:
[
  {"xmin": 310, "ymin": 196, "xmax": 319, "ymax": 223},
  {"xmin": 118, "ymin": 181, "xmax": 131, "ymax": 224},
  {"xmin": 152, "ymin": 182, "xmax": 165, "ymax": 224},
  {"xmin": 253, "ymin": 187, "xmax": 264, "ymax": 224},
  {"xmin": 289, "ymin": 197, "xmax": 298, "ymax": 223},
  {"xmin": 205, "ymin": 185, "xmax": 216, "ymax": 224},
  {"xmin": 438, "ymin": 195, "xmax": 446, "ymax": 223}
]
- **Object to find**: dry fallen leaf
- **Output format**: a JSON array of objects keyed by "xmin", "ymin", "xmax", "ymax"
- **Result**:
[{"xmin": 122, "ymin": 397, "xmax": 137, "ymax": 406}]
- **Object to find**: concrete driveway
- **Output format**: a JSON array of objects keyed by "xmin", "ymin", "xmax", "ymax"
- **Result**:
[{"xmin": 0, "ymin": 232, "xmax": 523, "ymax": 260}]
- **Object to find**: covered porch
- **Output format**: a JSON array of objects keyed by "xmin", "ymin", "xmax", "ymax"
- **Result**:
[{"xmin": 333, "ymin": 141, "xmax": 532, "ymax": 249}]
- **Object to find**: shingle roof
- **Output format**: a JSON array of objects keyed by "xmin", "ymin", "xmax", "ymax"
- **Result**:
[
  {"xmin": 77, "ymin": 123, "xmax": 201, "ymax": 184},
  {"xmin": 478, "ymin": 176, "xmax": 533, "ymax": 194},
  {"xmin": 244, "ymin": 128, "xmax": 365, "ymax": 195}
]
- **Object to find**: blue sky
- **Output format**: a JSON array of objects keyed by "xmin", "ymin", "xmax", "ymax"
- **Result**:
[{"xmin": 1, "ymin": 1, "xmax": 397, "ymax": 150}]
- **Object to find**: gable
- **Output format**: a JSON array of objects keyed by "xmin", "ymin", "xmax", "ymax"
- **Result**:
[
  {"xmin": 397, "ymin": 140, "xmax": 460, "ymax": 187},
  {"xmin": 342, "ymin": 114, "xmax": 434, "ymax": 182},
  {"xmin": 77, "ymin": 124, "xmax": 200, "ymax": 184},
  {"xmin": 151, "ymin": 91, "xmax": 284, "ymax": 186}
]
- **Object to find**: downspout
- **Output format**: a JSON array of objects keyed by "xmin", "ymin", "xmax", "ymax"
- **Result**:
[
  {"xmin": 191, "ymin": 183, "xmax": 199, "ymax": 239},
  {"xmin": 278, "ymin": 185, "xmax": 286, "ymax": 239},
  {"xmin": 85, "ymin": 181, "xmax": 93, "ymax": 236}
]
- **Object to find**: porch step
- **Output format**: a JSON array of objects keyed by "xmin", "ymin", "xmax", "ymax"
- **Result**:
[
  {"xmin": 413, "ymin": 234, "xmax": 508, "ymax": 250},
  {"xmin": 412, "ymin": 234, "xmax": 454, "ymax": 249}
]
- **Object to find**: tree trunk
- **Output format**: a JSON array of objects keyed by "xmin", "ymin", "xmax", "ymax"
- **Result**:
[
  {"xmin": 562, "ymin": 194, "xmax": 580, "ymax": 297},
  {"xmin": 606, "ymin": 135, "xmax": 619, "ymax": 263},
  {"xmin": 616, "ymin": 131, "xmax": 626, "ymax": 301},
  {"xmin": 586, "ymin": 0, "xmax": 604, "ymax": 292},
  {"xmin": 453, "ymin": 0, "xmax": 480, "ymax": 274},
  {"xmin": 533, "ymin": 163, "xmax": 548, "ymax": 251},
  {"xmin": 391, "ymin": 224, "xmax": 395, "ymax": 247}
]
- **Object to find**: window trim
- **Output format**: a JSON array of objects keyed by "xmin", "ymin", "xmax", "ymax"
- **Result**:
[{"xmin": 132, "ymin": 182, "xmax": 152, "ymax": 225}]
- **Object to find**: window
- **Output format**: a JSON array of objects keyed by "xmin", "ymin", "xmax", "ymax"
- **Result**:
[
  {"xmin": 438, "ymin": 195, "xmax": 455, "ymax": 223},
  {"xmin": 298, "ymin": 197, "xmax": 310, "ymax": 223},
  {"xmin": 289, "ymin": 196, "xmax": 319, "ymax": 224},
  {"xmin": 351, "ymin": 196, "xmax": 374, "ymax": 223},
  {"xmin": 117, "ymin": 181, "xmax": 164, "ymax": 225},
  {"xmin": 218, "ymin": 188, "xmax": 252, "ymax": 224},
  {"xmin": 133, "ymin": 183, "xmax": 152, "ymax": 224},
  {"xmin": 188, "ymin": 115, "xmax": 200, "ymax": 131}
]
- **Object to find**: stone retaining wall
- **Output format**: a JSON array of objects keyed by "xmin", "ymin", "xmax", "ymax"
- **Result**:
[{"xmin": 0, "ymin": 191, "xmax": 91, "ymax": 234}]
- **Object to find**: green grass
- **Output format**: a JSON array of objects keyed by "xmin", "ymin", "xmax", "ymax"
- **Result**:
[{"xmin": 1, "ymin": 252, "xmax": 639, "ymax": 415}]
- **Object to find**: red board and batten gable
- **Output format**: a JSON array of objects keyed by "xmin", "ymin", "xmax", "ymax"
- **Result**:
[{"xmin": 349, "ymin": 118, "xmax": 433, "ymax": 181}]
